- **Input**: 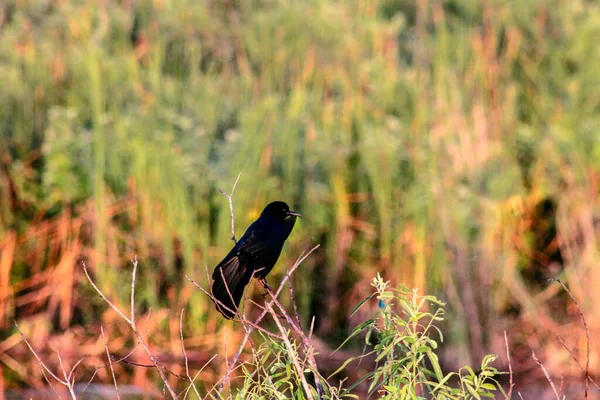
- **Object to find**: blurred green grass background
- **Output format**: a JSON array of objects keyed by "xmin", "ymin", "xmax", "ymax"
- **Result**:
[{"xmin": 1, "ymin": 0, "xmax": 599, "ymax": 393}]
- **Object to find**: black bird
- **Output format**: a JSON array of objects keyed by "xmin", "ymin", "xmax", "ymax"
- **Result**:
[{"xmin": 211, "ymin": 201, "xmax": 300, "ymax": 319}]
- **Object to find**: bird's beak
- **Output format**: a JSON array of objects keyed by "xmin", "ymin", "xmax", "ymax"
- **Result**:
[{"xmin": 287, "ymin": 211, "xmax": 302, "ymax": 218}]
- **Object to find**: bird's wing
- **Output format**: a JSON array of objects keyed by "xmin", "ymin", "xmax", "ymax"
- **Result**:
[
  {"xmin": 244, "ymin": 224, "xmax": 287, "ymax": 268},
  {"xmin": 211, "ymin": 222, "xmax": 286, "ymax": 318},
  {"xmin": 211, "ymin": 244, "xmax": 256, "ymax": 319},
  {"xmin": 213, "ymin": 228, "xmax": 260, "ymax": 274}
]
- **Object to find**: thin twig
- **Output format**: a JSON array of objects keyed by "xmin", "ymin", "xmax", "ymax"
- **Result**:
[
  {"xmin": 289, "ymin": 272, "xmax": 302, "ymax": 330},
  {"xmin": 15, "ymin": 323, "xmax": 66, "ymax": 384},
  {"xmin": 551, "ymin": 278, "xmax": 590, "ymax": 398},
  {"xmin": 180, "ymin": 309, "xmax": 190, "ymax": 379},
  {"xmin": 268, "ymin": 290, "xmax": 323, "ymax": 399},
  {"xmin": 206, "ymin": 362, "xmax": 246, "ymax": 397},
  {"xmin": 82, "ymin": 261, "xmax": 178, "ymax": 399},
  {"xmin": 82, "ymin": 263, "xmax": 132, "ymax": 325},
  {"xmin": 56, "ymin": 350, "xmax": 77, "ymax": 400},
  {"xmin": 182, "ymin": 354, "xmax": 216, "ymax": 400},
  {"xmin": 185, "ymin": 274, "xmax": 238, "ymax": 321},
  {"xmin": 220, "ymin": 267, "xmax": 238, "ymax": 318},
  {"xmin": 218, "ymin": 172, "xmax": 241, "ymax": 244},
  {"xmin": 15, "ymin": 322, "xmax": 78, "ymax": 400},
  {"xmin": 224, "ymin": 325, "xmax": 230, "ymax": 394},
  {"xmin": 504, "ymin": 331, "xmax": 514, "ymax": 399},
  {"xmin": 308, "ymin": 316, "xmax": 315, "ymax": 342},
  {"xmin": 131, "ymin": 255, "xmax": 138, "ymax": 324},
  {"xmin": 178, "ymin": 309, "xmax": 203, "ymax": 400},
  {"xmin": 265, "ymin": 300, "xmax": 314, "ymax": 400},
  {"xmin": 78, "ymin": 368, "xmax": 99, "ymax": 398},
  {"xmin": 532, "ymin": 350, "xmax": 560, "ymax": 400},
  {"xmin": 559, "ymin": 374, "xmax": 564, "ymax": 398},
  {"xmin": 553, "ymin": 332, "xmax": 600, "ymax": 390},
  {"xmin": 111, "ymin": 346, "xmax": 139, "ymax": 364},
  {"xmin": 102, "ymin": 326, "xmax": 121, "ymax": 400}
]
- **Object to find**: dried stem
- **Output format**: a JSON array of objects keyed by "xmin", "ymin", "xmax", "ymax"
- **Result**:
[
  {"xmin": 82, "ymin": 260, "xmax": 178, "ymax": 399},
  {"xmin": 15, "ymin": 322, "xmax": 78, "ymax": 400},
  {"xmin": 218, "ymin": 172, "xmax": 242, "ymax": 244},
  {"xmin": 288, "ymin": 272, "xmax": 302, "ymax": 330},
  {"xmin": 551, "ymin": 278, "xmax": 590, "ymax": 398},
  {"xmin": 131, "ymin": 255, "xmax": 138, "ymax": 324},
  {"xmin": 268, "ymin": 289, "xmax": 323, "ymax": 398},
  {"xmin": 178, "ymin": 308, "xmax": 206, "ymax": 400},
  {"xmin": 553, "ymin": 332, "xmax": 600, "ymax": 391},
  {"xmin": 532, "ymin": 350, "xmax": 561, "ymax": 400},
  {"xmin": 503, "ymin": 331, "xmax": 514, "ymax": 399},
  {"xmin": 265, "ymin": 300, "xmax": 314, "ymax": 400},
  {"xmin": 102, "ymin": 326, "xmax": 121, "ymax": 400}
]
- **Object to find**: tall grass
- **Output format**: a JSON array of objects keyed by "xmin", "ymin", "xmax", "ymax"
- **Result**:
[{"xmin": 1, "ymin": 0, "xmax": 599, "ymax": 391}]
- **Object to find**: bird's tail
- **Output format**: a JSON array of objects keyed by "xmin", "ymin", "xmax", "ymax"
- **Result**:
[{"xmin": 211, "ymin": 256, "xmax": 253, "ymax": 319}]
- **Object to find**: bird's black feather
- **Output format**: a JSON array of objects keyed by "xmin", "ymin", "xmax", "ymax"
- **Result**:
[{"xmin": 211, "ymin": 201, "xmax": 299, "ymax": 319}]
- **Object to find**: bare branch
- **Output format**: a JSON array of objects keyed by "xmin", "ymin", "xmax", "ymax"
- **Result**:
[
  {"xmin": 308, "ymin": 316, "xmax": 316, "ymax": 343},
  {"xmin": 218, "ymin": 172, "xmax": 242, "ymax": 244},
  {"xmin": 82, "ymin": 262, "xmax": 133, "ymax": 325},
  {"xmin": 504, "ymin": 331, "xmax": 514, "ymax": 399},
  {"xmin": 179, "ymin": 308, "xmax": 203, "ymax": 400},
  {"xmin": 131, "ymin": 255, "xmax": 138, "ymax": 325},
  {"xmin": 551, "ymin": 278, "xmax": 590, "ymax": 398},
  {"xmin": 288, "ymin": 272, "xmax": 302, "ymax": 330},
  {"xmin": 15, "ymin": 323, "xmax": 65, "ymax": 384},
  {"xmin": 267, "ymin": 289, "xmax": 324, "ymax": 398},
  {"xmin": 78, "ymin": 368, "xmax": 99, "ymax": 398},
  {"xmin": 180, "ymin": 309, "xmax": 190, "ymax": 379},
  {"xmin": 185, "ymin": 274, "xmax": 238, "ymax": 320},
  {"xmin": 102, "ymin": 326, "xmax": 121, "ymax": 400},
  {"xmin": 265, "ymin": 300, "xmax": 314, "ymax": 400},
  {"xmin": 553, "ymin": 332, "xmax": 600, "ymax": 391},
  {"xmin": 532, "ymin": 350, "xmax": 560, "ymax": 400},
  {"xmin": 82, "ymin": 260, "xmax": 178, "ymax": 399},
  {"xmin": 219, "ymin": 267, "xmax": 238, "ymax": 318},
  {"xmin": 15, "ymin": 322, "xmax": 78, "ymax": 400},
  {"xmin": 56, "ymin": 350, "xmax": 77, "ymax": 400}
]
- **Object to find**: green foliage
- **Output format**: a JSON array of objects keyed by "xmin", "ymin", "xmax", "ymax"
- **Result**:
[
  {"xmin": 334, "ymin": 275, "xmax": 505, "ymax": 399},
  {"xmin": 235, "ymin": 332, "xmax": 350, "ymax": 400},
  {"xmin": 227, "ymin": 274, "xmax": 506, "ymax": 399}
]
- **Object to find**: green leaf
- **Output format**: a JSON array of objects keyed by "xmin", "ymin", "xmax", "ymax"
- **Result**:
[
  {"xmin": 481, "ymin": 354, "xmax": 498, "ymax": 369},
  {"xmin": 403, "ymin": 336, "xmax": 417, "ymax": 344},
  {"xmin": 462, "ymin": 366, "xmax": 476, "ymax": 377},
  {"xmin": 332, "ymin": 318, "xmax": 375, "ymax": 353},
  {"xmin": 466, "ymin": 383, "xmax": 481, "ymax": 399},
  {"xmin": 350, "ymin": 293, "xmax": 376, "ymax": 317},
  {"xmin": 416, "ymin": 345, "xmax": 431, "ymax": 353},
  {"xmin": 480, "ymin": 383, "xmax": 497, "ymax": 390},
  {"xmin": 427, "ymin": 351, "xmax": 444, "ymax": 381},
  {"xmin": 342, "ymin": 370, "xmax": 376, "ymax": 394},
  {"xmin": 368, "ymin": 372, "xmax": 385, "ymax": 396},
  {"xmin": 327, "ymin": 356, "xmax": 359, "ymax": 379}
]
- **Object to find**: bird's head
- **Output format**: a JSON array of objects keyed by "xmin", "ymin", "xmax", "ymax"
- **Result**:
[{"xmin": 261, "ymin": 201, "xmax": 301, "ymax": 222}]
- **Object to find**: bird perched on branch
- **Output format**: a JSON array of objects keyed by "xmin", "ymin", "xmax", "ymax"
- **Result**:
[{"xmin": 211, "ymin": 201, "xmax": 300, "ymax": 319}]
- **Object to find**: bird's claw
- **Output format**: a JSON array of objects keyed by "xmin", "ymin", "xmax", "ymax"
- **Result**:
[{"xmin": 259, "ymin": 278, "xmax": 272, "ymax": 297}]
